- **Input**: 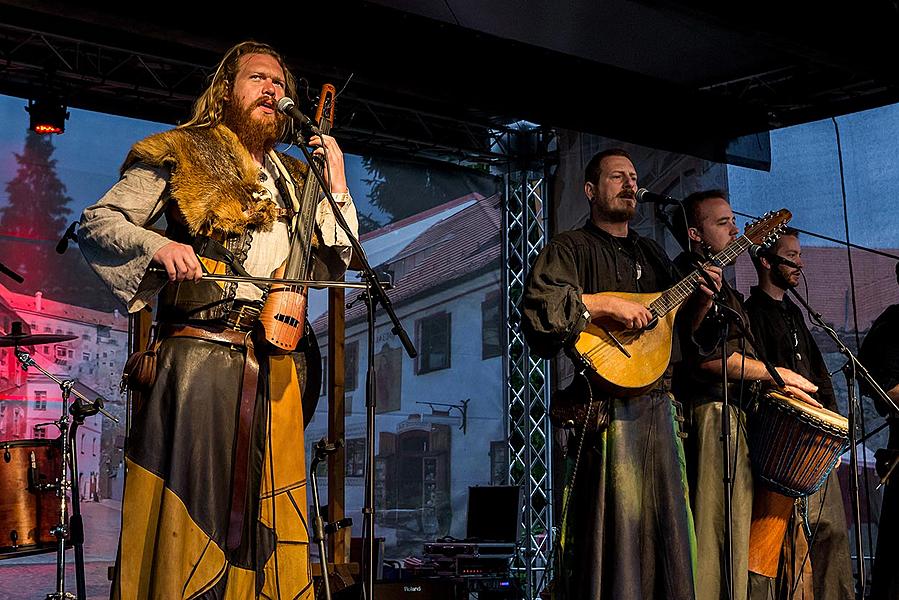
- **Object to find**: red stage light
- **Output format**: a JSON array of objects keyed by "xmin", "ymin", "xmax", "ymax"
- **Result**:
[{"xmin": 27, "ymin": 97, "xmax": 68, "ymax": 135}]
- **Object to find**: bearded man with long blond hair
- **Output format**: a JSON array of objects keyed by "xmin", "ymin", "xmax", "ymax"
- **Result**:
[{"xmin": 79, "ymin": 41, "xmax": 358, "ymax": 599}]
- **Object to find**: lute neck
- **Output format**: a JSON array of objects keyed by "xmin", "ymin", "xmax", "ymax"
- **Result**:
[{"xmin": 650, "ymin": 234, "xmax": 753, "ymax": 317}]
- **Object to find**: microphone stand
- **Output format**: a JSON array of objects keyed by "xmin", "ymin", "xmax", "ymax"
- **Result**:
[
  {"xmin": 711, "ymin": 297, "xmax": 789, "ymax": 600},
  {"xmin": 310, "ymin": 438, "xmax": 346, "ymax": 600},
  {"xmin": 295, "ymin": 133, "xmax": 417, "ymax": 600},
  {"xmin": 786, "ymin": 286, "xmax": 899, "ymax": 598}
]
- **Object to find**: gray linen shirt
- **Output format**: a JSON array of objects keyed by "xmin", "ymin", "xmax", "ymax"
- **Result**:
[{"xmin": 79, "ymin": 162, "xmax": 358, "ymax": 313}]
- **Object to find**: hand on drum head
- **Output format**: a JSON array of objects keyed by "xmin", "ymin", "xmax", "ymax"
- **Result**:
[
  {"xmin": 774, "ymin": 367, "xmax": 822, "ymax": 407},
  {"xmin": 775, "ymin": 367, "xmax": 822, "ymax": 408},
  {"xmin": 781, "ymin": 385, "xmax": 822, "ymax": 408}
]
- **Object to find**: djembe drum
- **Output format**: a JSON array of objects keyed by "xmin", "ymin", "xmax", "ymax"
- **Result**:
[{"xmin": 746, "ymin": 389, "xmax": 849, "ymax": 576}]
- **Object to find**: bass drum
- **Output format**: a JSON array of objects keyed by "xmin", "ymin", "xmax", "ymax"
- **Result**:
[{"xmin": 0, "ymin": 438, "xmax": 62, "ymax": 557}]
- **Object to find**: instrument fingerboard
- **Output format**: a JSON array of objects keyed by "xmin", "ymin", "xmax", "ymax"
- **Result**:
[{"xmin": 285, "ymin": 84, "xmax": 337, "ymax": 280}]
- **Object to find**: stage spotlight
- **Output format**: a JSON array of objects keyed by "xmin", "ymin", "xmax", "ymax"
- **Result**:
[{"xmin": 27, "ymin": 97, "xmax": 69, "ymax": 134}]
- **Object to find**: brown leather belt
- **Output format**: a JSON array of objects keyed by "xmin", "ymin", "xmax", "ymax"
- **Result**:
[{"xmin": 161, "ymin": 323, "xmax": 260, "ymax": 552}]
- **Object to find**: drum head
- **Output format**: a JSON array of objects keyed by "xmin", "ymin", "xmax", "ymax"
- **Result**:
[{"xmin": 766, "ymin": 390, "xmax": 849, "ymax": 433}]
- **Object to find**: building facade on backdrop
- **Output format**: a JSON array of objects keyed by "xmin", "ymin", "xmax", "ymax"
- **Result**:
[
  {"xmin": 0, "ymin": 283, "xmax": 128, "ymax": 500},
  {"xmin": 311, "ymin": 193, "xmax": 506, "ymax": 558}
]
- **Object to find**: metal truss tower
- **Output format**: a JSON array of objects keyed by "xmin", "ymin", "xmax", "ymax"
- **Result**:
[{"xmin": 502, "ymin": 127, "xmax": 554, "ymax": 600}]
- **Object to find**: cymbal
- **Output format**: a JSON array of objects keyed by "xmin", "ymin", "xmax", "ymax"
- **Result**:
[
  {"xmin": 0, "ymin": 333, "xmax": 77, "ymax": 348},
  {"xmin": 0, "ymin": 322, "xmax": 76, "ymax": 348}
]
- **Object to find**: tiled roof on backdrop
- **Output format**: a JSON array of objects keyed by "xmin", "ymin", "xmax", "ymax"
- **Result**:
[{"xmin": 314, "ymin": 193, "xmax": 502, "ymax": 333}]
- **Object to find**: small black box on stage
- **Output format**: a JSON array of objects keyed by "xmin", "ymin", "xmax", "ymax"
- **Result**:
[{"xmin": 466, "ymin": 485, "xmax": 522, "ymax": 544}]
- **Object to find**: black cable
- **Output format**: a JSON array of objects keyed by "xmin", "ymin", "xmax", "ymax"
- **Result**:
[
  {"xmin": 536, "ymin": 371, "xmax": 599, "ymax": 599},
  {"xmin": 442, "ymin": 0, "xmax": 462, "ymax": 26}
]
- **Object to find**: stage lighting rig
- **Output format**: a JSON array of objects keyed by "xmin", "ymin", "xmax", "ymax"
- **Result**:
[{"xmin": 27, "ymin": 96, "xmax": 69, "ymax": 134}]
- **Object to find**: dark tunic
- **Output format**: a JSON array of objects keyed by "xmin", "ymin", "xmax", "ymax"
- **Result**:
[
  {"xmin": 744, "ymin": 286, "xmax": 837, "ymax": 411},
  {"xmin": 522, "ymin": 221, "xmax": 696, "ymax": 600},
  {"xmin": 860, "ymin": 304, "xmax": 899, "ymax": 600},
  {"xmin": 673, "ymin": 252, "xmax": 758, "ymax": 410},
  {"xmin": 859, "ymin": 304, "xmax": 899, "ymax": 417},
  {"xmin": 744, "ymin": 286, "xmax": 854, "ymax": 600},
  {"xmin": 522, "ymin": 221, "xmax": 681, "ymax": 357}
]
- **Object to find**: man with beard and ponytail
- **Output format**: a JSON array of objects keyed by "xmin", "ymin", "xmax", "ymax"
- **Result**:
[
  {"xmin": 79, "ymin": 41, "xmax": 358, "ymax": 598},
  {"xmin": 522, "ymin": 149, "xmax": 724, "ymax": 600},
  {"xmin": 745, "ymin": 229, "xmax": 853, "ymax": 600}
]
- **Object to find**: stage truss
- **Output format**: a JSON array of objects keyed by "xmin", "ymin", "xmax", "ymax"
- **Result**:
[{"xmin": 502, "ymin": 127, "xmax": 554, "ymax": 599}]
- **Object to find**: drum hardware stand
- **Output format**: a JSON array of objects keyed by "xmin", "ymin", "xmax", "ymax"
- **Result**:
[
  {"xmin": 14, "ymin": 348, "xmax": 118, "ymax": 600},
  {"xmin": 294, "ymin": 133, "xmax": 418, "ymax": 600},
  {"xmin": 787, "ymin": 287, "xmax": 899, "ymax": 599},
  {"xmin": 309, "ymin": 438, "xmax": 354, "ymax": 600}
]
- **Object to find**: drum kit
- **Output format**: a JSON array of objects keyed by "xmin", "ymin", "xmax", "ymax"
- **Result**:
[{"xmin": 0, "ymin": 322, "xmax": 117, "ymax": 600}]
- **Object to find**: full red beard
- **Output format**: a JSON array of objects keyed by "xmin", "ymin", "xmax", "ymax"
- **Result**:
[{"xmin": 222, "ymin": 98, "xmax": 285, "ymax": 155}]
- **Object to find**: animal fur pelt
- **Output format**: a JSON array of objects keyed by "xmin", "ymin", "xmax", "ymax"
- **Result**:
[{"xmin": 122, "ymin": 125, "xmax": 307, "ymax": 237}]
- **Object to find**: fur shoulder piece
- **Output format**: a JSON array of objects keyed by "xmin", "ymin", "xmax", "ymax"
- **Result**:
[
  {"xmin": 123, "ymin": 125, "xmax": 280, "ymax": 236},
  {"xmin": 274, "ymin": 150, "xmax": 308, "ymax": 182}
]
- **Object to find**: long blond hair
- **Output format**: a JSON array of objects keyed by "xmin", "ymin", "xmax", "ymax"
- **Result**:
[{"xmin": 179, "ymin": 41, "xmax": 298, "ymax": 136}]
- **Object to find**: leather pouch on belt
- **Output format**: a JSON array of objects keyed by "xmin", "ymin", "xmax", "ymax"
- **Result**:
[{"xmin": 121, "ymin": 329, "xmax": 161, "ymax": 394}]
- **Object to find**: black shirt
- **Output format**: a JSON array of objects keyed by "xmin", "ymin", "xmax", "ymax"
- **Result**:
[
  {"xmin": 859, "ymin": 304, "xmax": 899, "ymax": 417},
  {"xmin": 521, "ymin": 220, "xmax": 680, "ymax": 360},
  {"xmin": 744, "ymin": 286, "xmax": 838, "ymax": 412},
  {"xmin": 672, "ymin": 251, "xmax": 757, "ymax": 407}
]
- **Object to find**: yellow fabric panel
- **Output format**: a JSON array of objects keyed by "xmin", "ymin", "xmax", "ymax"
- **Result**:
[
  {"xmin": 198, "ymin": 257, "xmax": 228, "ymax": 291},
  {"xmin": 118, "ymin": 459, "xmax": 254, "ymax": 599},
  {"xmin": 259, "ymin": 354, "xmax": 313, "ymax": 598},
  {"xmin": 114, "ymin": 352, "xmax": 314, "ymax": 599}
]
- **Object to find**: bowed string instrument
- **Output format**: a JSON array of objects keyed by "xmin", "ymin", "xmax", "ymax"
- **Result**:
[{"xmin": 258, "ymin": 83, "xmax": 337, "ymax": 353}]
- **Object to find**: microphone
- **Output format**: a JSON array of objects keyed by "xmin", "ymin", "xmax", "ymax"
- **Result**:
[
  {"xmin": 749, "ymin": 245, "xmax": 801, "ymax": 270},
  {"xmin": 0, "ymin": 261, "xmax": 24, "ymax": 284},
  {"xmin": 635, "ymin": 188, "xmax": 681, "ymax": 206},
  {"xmin": 56, "ymin": 221, "xmax": 78, "ymax": 254},
  {"xmin": 276, "ymin": 97, "xmax": 322, "ymax": 136}
]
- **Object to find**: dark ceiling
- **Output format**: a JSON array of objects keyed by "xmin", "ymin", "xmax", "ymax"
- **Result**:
[{"xmin": 1, "ymin": 0, "xmax": 898, "ymax": 166}]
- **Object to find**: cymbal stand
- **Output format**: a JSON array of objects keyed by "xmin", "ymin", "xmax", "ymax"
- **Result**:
[{"xmin": 15, "ymin": 347, "xmax": 117, "ymax": 600}]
